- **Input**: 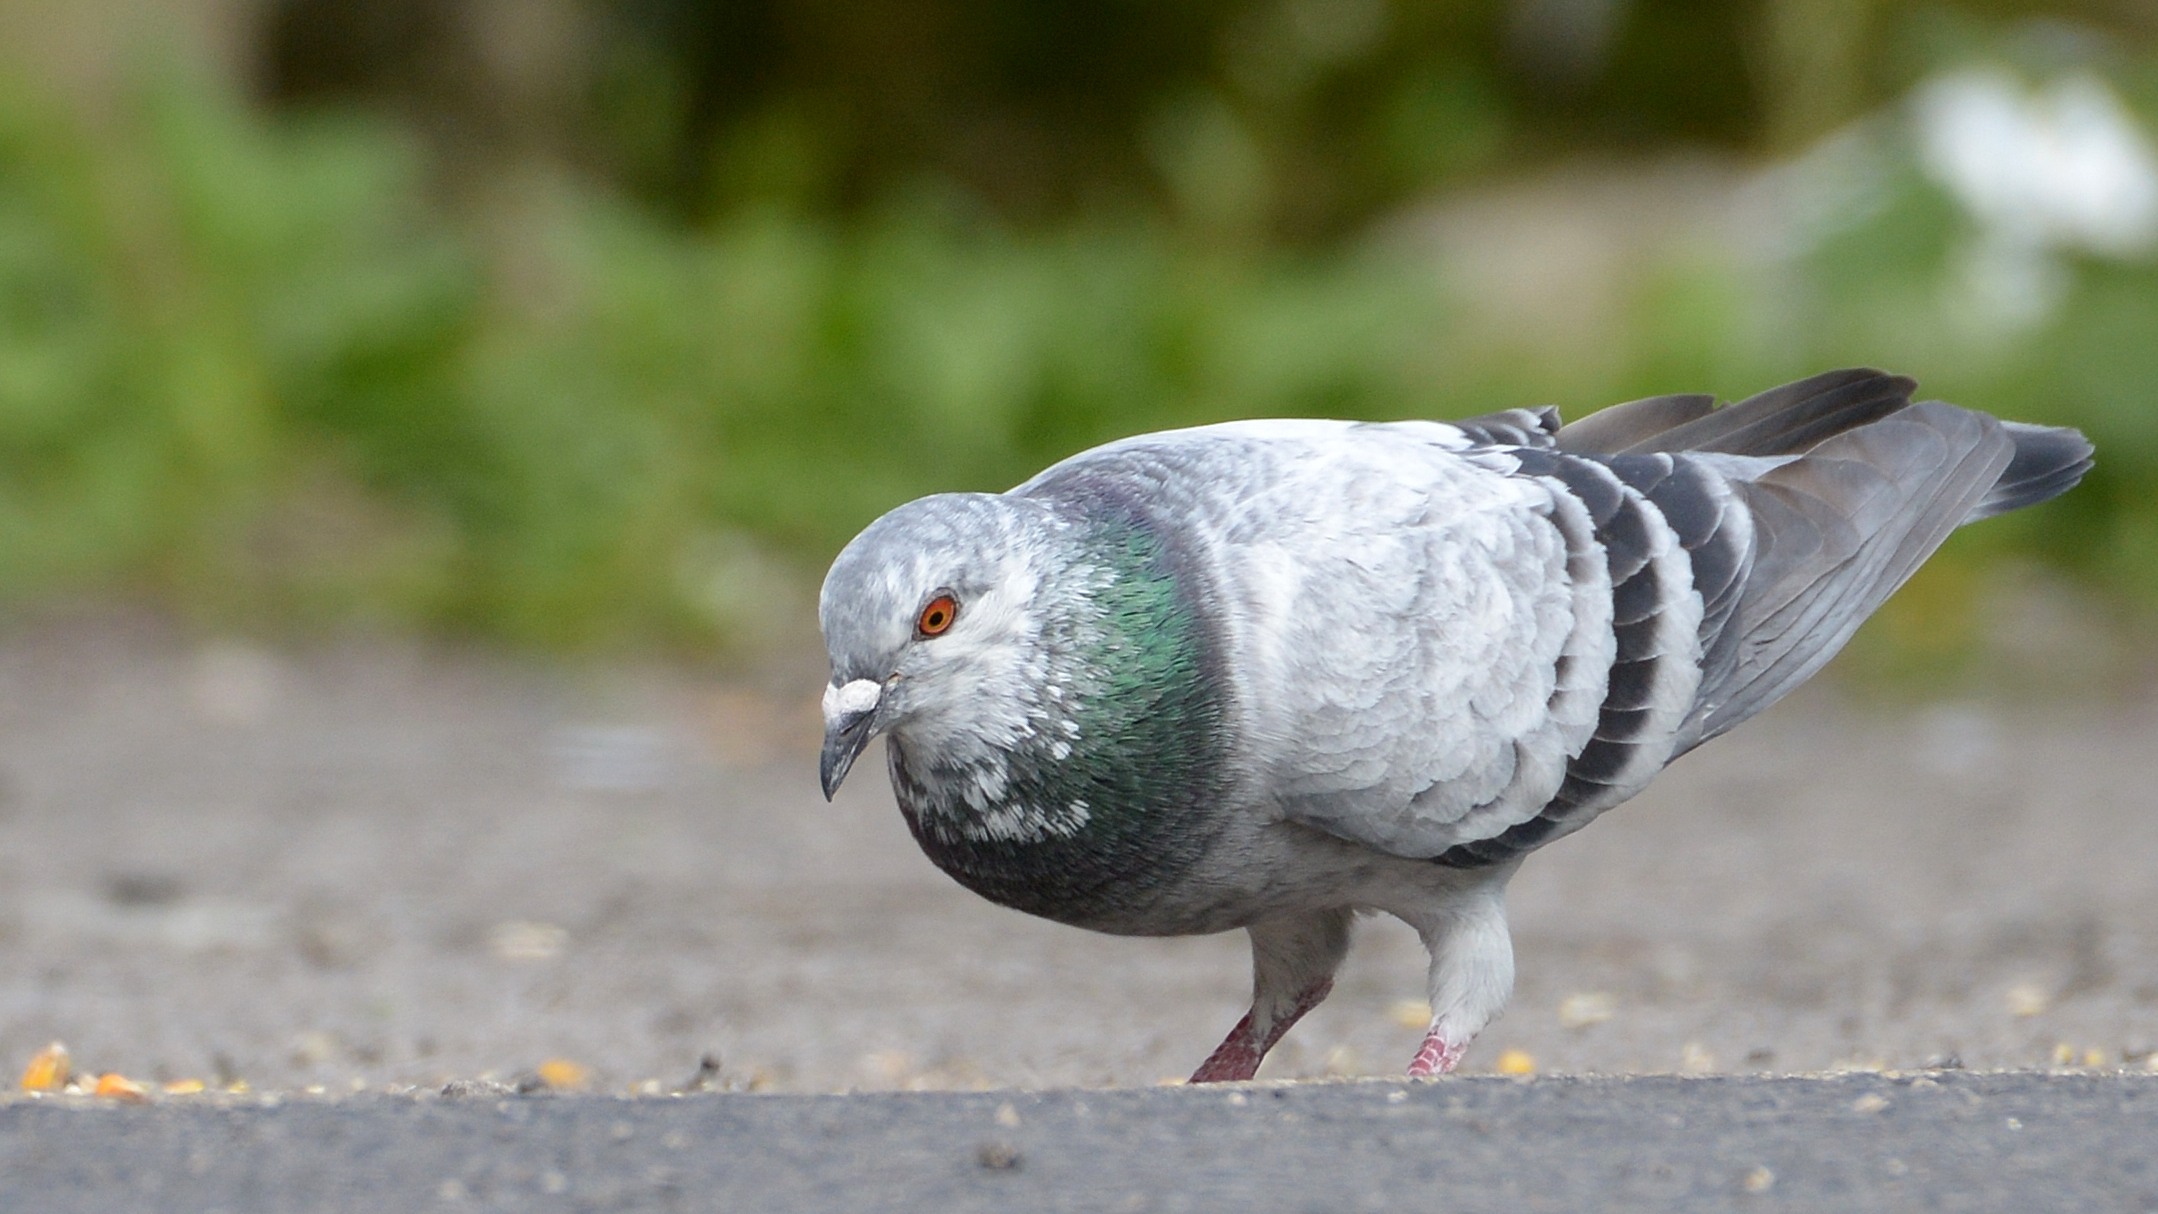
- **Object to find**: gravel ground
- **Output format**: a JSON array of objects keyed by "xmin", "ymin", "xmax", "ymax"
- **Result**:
[{"xmin": 0, "ymin": 616, "xmax": 2153, "ymax": 1096}]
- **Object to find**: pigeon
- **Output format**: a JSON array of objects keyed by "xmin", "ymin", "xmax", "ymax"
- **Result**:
[{"xmin": 816, "ymin": 368, "xmax": 2091, "ymax": 1082}]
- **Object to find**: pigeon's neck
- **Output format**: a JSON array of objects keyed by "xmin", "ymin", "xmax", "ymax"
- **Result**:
[{"xmin": 889, "ymin": 512, "xmax": 1234, "ymax": 927}]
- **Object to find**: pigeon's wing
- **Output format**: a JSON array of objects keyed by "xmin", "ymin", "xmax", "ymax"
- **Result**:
[{"xmin": 1027, "ymin": 418, "xmax": 1655, "ymax": 858}]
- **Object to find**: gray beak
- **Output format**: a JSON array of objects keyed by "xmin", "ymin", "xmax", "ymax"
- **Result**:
[{"xmin": 819, "ymin": 678, "xmax": 884, "ymax": 800}]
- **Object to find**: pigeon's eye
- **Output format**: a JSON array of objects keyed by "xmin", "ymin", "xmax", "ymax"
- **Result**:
[{"xmin": 916, "ymin": 594, "xmax": 959, "ymax": 637}]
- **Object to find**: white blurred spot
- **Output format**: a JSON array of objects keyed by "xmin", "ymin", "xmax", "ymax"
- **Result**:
[
  {"xmin": 1557, "ymin": 990, "xmax": 1616, "ymax": 1029},
  {"xmin": 2004, "ymin": 980, "xmax": 2051, "ymax": 1018},
  {"xmin": 489, "ymin": 919, "xmax": 568, "ymax": 962},
  {"xmin": 1916, "ymin": 69, "xmax": 2158, "ymax": 258},
  {"xmin": 1915, "ymin": 68, "xmax": 2158, "ymax": 329}
]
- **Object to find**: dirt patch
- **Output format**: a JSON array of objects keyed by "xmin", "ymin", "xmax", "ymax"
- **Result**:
[{"xmin": 0, "ymin": 619, "xmax": 2152, "ymax": 1094}]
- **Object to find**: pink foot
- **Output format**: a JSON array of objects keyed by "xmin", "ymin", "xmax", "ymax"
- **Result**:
[
  {"xmin": 1188, "ymin": 979, "xmax": 1334, "ymax": 1084},
  {"xmin": 1407, "ymin": 1030, "xmax": 1466, "ymax": 1078},
  {"xmin": 1189, "ymin": 1012, "xmax": 1261, "ymax": 1083}
]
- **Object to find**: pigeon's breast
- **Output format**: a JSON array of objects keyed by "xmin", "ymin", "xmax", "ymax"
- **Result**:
[{"xmin": 886, "ymin": 509, "xmax": 1244, "ymax": 931}]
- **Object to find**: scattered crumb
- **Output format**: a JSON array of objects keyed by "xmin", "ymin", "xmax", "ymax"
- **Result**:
[
  {"xmin": 163, "ymin": 1079, "xmax": 207, "ymax": 1095},
  {"xmin": 1680, "ymin": 1042, "xmax": 1716, "ymax": 1073},
  {"xmin": 93, "ymin": 1073, "xmax": 150, "ymax": 1103},
  {"xmin": 1495, "ymin": 1049, "xmax": 1537, "ymax": 1076},
  {"xmin": 537, "ymin": 1058, "xmax": 589, "ymax": 1091},
  {"xmin": 1742, "ymin": 1166, "xmax": 1775, "ymax": 1194},
  {"xmin": 20, "ymin": 1042, "xmax": 70, "ymax": 1093},
  {"xmin": 1852, "ymin": 1093, "xmax": 1890, "ymax": 1114},
  {"xmin": 994, "ymin": 1102, "xmax": 1022, "ymax": 1128}
]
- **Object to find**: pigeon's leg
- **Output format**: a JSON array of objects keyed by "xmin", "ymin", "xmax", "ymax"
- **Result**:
[
  {"xmin": 1189, "ymin": 909, "xmax": 1353, "ymax": 1083},
  {"xmin": 1405, "ymin": 875, "xmax": 1516, "ymax": 1078}
]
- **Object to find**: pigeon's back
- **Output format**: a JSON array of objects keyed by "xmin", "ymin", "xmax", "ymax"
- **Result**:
[{"xmin": 1015, "ymin": 370, "xmax": 2091, "ymax": 868}]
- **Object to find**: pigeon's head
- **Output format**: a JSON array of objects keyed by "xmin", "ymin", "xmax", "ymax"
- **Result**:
[{"xmin": 817, "ymin": 493, "xmax": 1060, "ymax": 799}]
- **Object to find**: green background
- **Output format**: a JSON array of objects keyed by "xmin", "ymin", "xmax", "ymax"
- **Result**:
[{"xmin": 0, "ymin": 0, "xmax": 2151, "ymax": 681}]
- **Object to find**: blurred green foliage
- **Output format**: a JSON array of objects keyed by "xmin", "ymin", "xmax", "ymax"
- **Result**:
[{"xmin": 1, "ymin": 10, "xmax": 2155, "ymax": 660}]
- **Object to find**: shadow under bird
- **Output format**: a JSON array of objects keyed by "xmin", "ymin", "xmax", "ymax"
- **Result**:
[{"xmin": 816, "ymin": 369, "xmax": 2091, "ymax": 1082}]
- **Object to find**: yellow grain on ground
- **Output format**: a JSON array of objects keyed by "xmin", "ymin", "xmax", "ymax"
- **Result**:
[
  {"xmin": 162, "ymin": 1079, "xmax": 207, "ymax": 1095},
  {"xmin": 1494, "ymin": 1049, "xmax": 1537, "ymax": 1076},
  {"xmin": 93, "ymin": 1073, "xmax": 150, "ymax": 1103},
  {"xmin": 19, "ymin": 1042, "xmax": 69, "ymax": 1093},
  {"xmin": 537, "ymin": 1058, "xmax": 589, "ymax": 1091},
  {"xmin": 1387, "ymin": 1000, "xmax": 1431, "ymax": 1029}
]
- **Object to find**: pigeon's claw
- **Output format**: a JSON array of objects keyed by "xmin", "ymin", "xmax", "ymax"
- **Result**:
[{"xmin": 1406, "ymin": 1029, "xmax": 1467, "ymax": 1078}]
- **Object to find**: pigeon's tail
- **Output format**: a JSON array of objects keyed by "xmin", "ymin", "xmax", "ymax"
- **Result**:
[
  {"xmin": 1969, "ymin": 421, "xmax": 2096, "ymax": 522},
  {"xmin": 1544, "ymin": 369, "xmax": 2089, "ymax": 751}
]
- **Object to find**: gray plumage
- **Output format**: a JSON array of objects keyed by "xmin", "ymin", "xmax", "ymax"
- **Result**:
[{"xmin": 816, "ymin": 368, "xmax": 2092, "ymax": 1081}]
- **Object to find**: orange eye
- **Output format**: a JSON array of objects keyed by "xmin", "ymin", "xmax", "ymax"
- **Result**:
[{"xmin": 916, "ymin": 594, "xmax": 959, "ymax": 637}]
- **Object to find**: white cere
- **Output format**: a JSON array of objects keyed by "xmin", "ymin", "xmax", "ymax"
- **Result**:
[{"xmin": 822, "ymin": 678, "xmax": 882, "ymax": 723}]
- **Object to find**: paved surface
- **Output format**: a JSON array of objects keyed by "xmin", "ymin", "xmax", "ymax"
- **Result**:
[
  {"xmin": 0, "ymin": 614, "xmax": 2152, "ymax": 1097},
  {"xmin": 3, "ymin": 1072, "xmax": 2154, "ymax": 1212}
]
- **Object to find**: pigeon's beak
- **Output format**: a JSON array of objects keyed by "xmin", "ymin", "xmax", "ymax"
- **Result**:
[{"xmin": 819, "ymin": 678, "xmax": 884, "ymax": 800}]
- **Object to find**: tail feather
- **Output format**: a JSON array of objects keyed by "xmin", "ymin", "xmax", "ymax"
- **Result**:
[
  {"xmin": 1689, "ymin": 402, "xmax": 2013, "ymax": 743},
  {"xmin": 1969, "ymin": 420, "xmax": 2095, "ymax": 521}
]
